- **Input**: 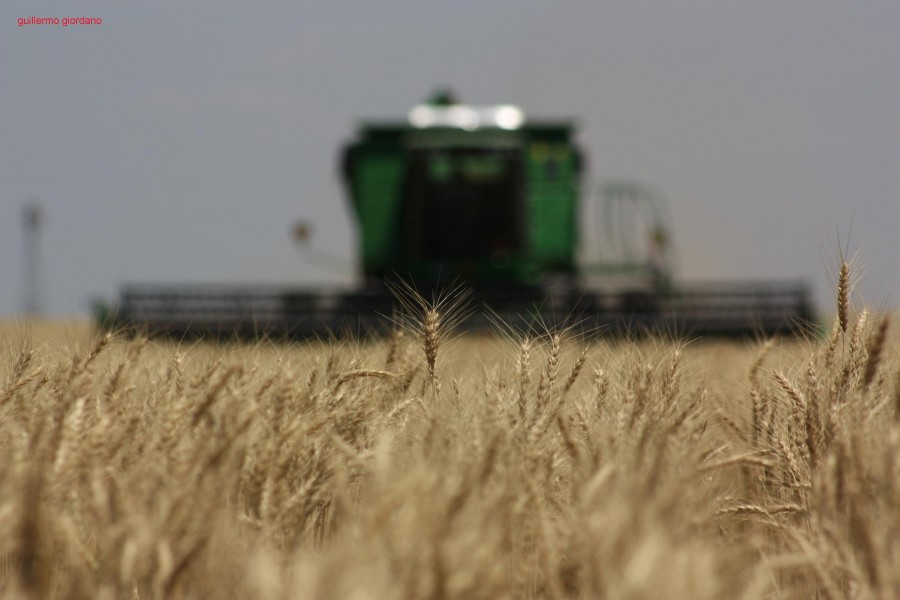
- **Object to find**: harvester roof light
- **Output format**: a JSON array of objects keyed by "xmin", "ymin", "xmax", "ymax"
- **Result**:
[
  {"xmin": 408, "ymin": 104, "xmax": 524, "ymax": 130},
  {"xmin": 494, "ymin": 105, "xmax": 525, "ymax": 130}
]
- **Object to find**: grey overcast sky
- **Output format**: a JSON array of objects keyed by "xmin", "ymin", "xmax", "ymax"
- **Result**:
[{"xmin": 2, "ymin": 1, "xmax": 899, "ymax": 317}]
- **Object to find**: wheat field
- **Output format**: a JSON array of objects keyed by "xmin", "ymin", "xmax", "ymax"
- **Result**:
[{"xmin": 1, "ymin": 274, "xmax": 898, "ymax": 599}]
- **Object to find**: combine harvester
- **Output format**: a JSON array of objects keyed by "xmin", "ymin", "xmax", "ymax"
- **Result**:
[{"xmin": 98, "ymin": 92, "xmax": 814, "ymax": 339}]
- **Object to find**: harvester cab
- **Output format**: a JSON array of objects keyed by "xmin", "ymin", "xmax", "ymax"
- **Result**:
[{"xmin": 340, "ymin": 91, "xmax": 581, "ymax": 287}]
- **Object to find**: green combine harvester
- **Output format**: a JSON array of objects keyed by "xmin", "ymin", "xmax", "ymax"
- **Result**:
[{"xmin": 100, "ymin": 92, "xmax": 813, "ymax": 339}]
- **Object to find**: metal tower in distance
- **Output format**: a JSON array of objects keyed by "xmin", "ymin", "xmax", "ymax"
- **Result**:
[{"xmin": 22, "ymin": 200, "xmax": 44, "ymax": 316}]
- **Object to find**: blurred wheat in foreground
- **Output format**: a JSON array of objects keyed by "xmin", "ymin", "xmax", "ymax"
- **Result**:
[{"xmin": 1, "ymin": 278, "xmax": 898, "ymax": 599}]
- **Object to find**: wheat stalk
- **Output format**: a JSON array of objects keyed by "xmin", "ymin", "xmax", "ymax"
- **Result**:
[
  {"xmin": 837, "ymin": 260, "xmax": 850, "ymax": 334},
  {"xmin": 862, "ymin": 315, "xmax": 889, "ymax": 390},
  {"xmin": 387, "ymin": 280, "xmax": 470, "ymax": 396}
]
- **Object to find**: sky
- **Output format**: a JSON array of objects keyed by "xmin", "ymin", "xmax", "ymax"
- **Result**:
[{"xmin": 2, "ymin": 1, "xmax": 899, "ymax": 318}]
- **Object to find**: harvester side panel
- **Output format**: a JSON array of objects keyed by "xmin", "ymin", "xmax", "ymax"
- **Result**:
[
  {"xmin": 352, "ymin": 148, "xmax": 405, "ymax": 274},
  {"xmin": 525, "ymin": 132, "xmax": 579, "ymax": 272}
]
